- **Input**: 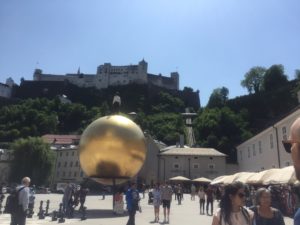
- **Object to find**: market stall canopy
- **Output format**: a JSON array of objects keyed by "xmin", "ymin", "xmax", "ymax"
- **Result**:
[
  {"xmin": 223, "ymin": 172, "xmax": 256, "ymax": 184},
  {"xmin": 192, "ymin": 177, "xmax": 212, "ymax": 183},
  {"xmin": 262, "ymin": 166, "xmax": 296, "ymax": 185},
  {"xmin": 246, "ymin": 170, "xmax": 270, "ymax": 184},
  {"xmin": 169, "ymin": 176, "xmax": 191, "ymax": 181},
  {"xmin": 234, "ymin": 172, "xmax": 256, "ymax": 183},
  {"xmin": 210, "ymin": 175, "xmax": 231, "ymax": 185}
]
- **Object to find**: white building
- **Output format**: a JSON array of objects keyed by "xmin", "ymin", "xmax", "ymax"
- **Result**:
[
  {"xmin": 158, "ymin": 146, "xmax": 227, "ymax": 180},
  {"xmin": 237, "ymin": 107, "xmax": 300, "ymax": 172},
  {"xmin": 33, "ymin": 59, "xmax": 179, "ymax": 90},
  {"xmin": 0, "ymin": 78, "xmax": 15, "ymax": 98},
  {"xmin": 43, "ymin": 134, "xmax": 168, "ymax": 187},
  {"xmin": 42, "ymin": 135, "xmax": 86, "ymax": 186}
]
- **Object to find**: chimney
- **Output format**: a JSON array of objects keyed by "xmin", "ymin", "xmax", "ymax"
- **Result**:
[{"xmin": 179, "ymin": 135, "xmax": 184, "ymax": 148}]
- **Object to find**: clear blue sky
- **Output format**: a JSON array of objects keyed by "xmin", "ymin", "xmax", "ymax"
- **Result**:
[{"xmin": 0, "ymin": 0, "xmax": 299, "ymax": 106}]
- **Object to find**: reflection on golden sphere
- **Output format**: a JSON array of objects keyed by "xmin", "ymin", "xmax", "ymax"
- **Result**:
[{"xmin": 79, "ymin": 115, "xmax": 146, "ymax": 185}]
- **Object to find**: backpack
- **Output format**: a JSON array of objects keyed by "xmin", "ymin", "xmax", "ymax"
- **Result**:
[{"xmin": 4, "ymin": 187, "xmax": 25, "ymax": 214}]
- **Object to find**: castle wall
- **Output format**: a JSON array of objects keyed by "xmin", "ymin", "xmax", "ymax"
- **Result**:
[
  {"xmin": 32, "ymin": 60, "xmax": 179, "ymax": 90},
  {"xmin": 148, "ymin": 74, "xmax": 178, "ymax": 90},
  {"xmin": 0, "ymin": 83, "xmax": 12, "ymax": 98}
]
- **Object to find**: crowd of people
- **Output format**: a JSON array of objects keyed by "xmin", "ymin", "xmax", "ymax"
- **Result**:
[{"xmin": 5, "ymin": 117, "xmax": 300, "ymax": 225}]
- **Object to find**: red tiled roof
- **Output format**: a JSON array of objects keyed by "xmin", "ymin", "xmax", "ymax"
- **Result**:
[{"xmin": 42, "ymin": 134, "xmax": 81, "ymax": 145}]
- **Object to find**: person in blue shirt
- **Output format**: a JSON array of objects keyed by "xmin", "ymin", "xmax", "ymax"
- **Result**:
[{"xmin": 126, "ymin": 182, "xmax": 140, "ymax": 225}]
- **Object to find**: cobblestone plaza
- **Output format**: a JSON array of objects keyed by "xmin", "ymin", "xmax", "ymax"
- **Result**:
[{"xmin": 0, "ymin": 193, "xmax": 293, "ymax": 225}]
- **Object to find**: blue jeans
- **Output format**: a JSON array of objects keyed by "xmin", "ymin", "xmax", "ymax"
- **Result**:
[{"xmin": 294, "ymin": 208, "xmax": 300, "ymax": 225}]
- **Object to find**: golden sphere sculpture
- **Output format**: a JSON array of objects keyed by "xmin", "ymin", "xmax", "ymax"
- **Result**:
[{"xmin": 79, "ymin": 115, "xmax": 147, "ymax": 185}]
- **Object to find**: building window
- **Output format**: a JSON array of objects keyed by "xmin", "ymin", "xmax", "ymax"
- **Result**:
[
  {"xmin": 75, "ymin": 161, "xmax": 79, "ymax": 167},
  {"xmin": 74, "ymin": 172, "xmax": 77, "ymax": 177},
  {"xmin": 248, "ymin": 147, "xmax": 250, "ymax": 158},
  {"xmin": 240, "ymin": 151, "xmax": 242, "ymax": 161},
  {"xmin": 285, "ymin": 161, "xmax": 290, "ymax": 166},
  {"xmin": 259, "ymin": 141, "xmax": 262, "ymax": 154},
  {"xmin": 58, "ymin": 162, "xmax": 61, "ymax": 168},
  {"xmin": 175, "ymin": 156, "xmax": 178, "ymax": 159},
  {"xmin": 66, "ymin": 152, "xmax": 69, "ymax": 157},
  {"xmin": 194, "ymin": 157, "xmax": 198, "ymax": 159},
  {"xmin": 64, "ymin": 161, "xmax": 67, "ymax": 167},
  {"xmin": 70, "ymin": 161, "xmax": 73, "ymax": 167},
  {"xmin": 270, "ymin": 134, "xmax": 274, "ymax": 149},
  {"xmin": 208, "ymin": 164, "xmax": 215, "ymax": 169},
  {"xmin": 193, "ymin": 163, "xmax": 199, "ymax": 169},
  {"xmin": 60, "ymin": 152, "xmax": 62, "ymax": 157},
  {"xmin": 80, "ymin": 171, "xmax": 84, "ymax": 177},
  {"xmin": 253, "ymin": 144, "xmax": 256, "ymax": 156},
  {"xmin": 282, "ymin": 126, "xmax": 287, "ymax": 140},
  {"xmin": 173, "ymin": 164, "xmax": 179, "ymax": 169},
  {"xmin": 72, "ymin": 151, "xmax": 74, "ymax": 156}
]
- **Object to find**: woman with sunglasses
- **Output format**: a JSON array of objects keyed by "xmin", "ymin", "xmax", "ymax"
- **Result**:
[
  {"xmin": 211, "ymin": 181, "xmax": 253, "ymax": 225},
  {"xmin": 250, "ymin": 188, "xmax": 285, "ymax": 225}
]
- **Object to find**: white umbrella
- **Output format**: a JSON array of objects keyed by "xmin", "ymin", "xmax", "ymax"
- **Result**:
[
  {"xmin": 262, "ymin": 166, "xmax": 296, "ymax": 185},
  {"xmin": 169, "ymin": 176, "xmax": 191, "ymax": 181},
  {"xmin": 192, "ymin": 177, "xmax": 212, "ymax": 183}
]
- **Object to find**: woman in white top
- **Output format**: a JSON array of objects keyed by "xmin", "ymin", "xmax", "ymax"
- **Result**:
[
  {"xmin": 152, "ymin": 183, "xmax": 161, "ymax": 223},
  {"xmin": 198, "ymin": 186, "xmax": 206, "ymax": 214},
  {"xmin": 211, "ymin": 181, "xmax": 254, "ymax": 225}
]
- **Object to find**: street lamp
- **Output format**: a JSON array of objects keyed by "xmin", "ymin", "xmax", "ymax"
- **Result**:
[
  {"xmin": 188, "ymin": 158, "xmax": 191, "ymax": 179},
  {"xmin": 0, "ymin": 149, "xmax": 4, "ymax": 161},
  {"xmin": 157, "ymin": 154, "xmax": 166, "ymax": 182}
]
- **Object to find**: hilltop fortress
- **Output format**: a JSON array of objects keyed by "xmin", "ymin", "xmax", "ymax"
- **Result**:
[{"xmin": 33, "ymin": 59, "xmax": 179, "ymax": 91}]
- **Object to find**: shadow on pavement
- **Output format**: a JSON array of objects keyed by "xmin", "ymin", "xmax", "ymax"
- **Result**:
[{"xmin": 73, "ymin": 209, "xmax": 128, "ymax": 219}]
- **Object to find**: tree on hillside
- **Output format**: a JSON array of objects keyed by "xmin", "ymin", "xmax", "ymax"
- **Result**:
[
  {"xmin": 193, "ymin": 107, "xmax": 251, "ymax": 162},
  {"xmin": 151, "ymin": 92, "xmax": 185, "ymax": 113},
  {"xmin": 10, "ymin": 137, "xmax": 55, "ymax": 186},
  {"xmin": 141, "ymin": 113, "xmax": 185, "ymax": 145},
  {"xmin": 207, "ymin": 87, "xmax": 229, "ymax": 108},
  {"xmin": 241, "ymin": 66, "xmax": 266, "ymax": 94},
  {"xmin": 263, "ymin": 64, "xmax": 288, "ymax": 92}
]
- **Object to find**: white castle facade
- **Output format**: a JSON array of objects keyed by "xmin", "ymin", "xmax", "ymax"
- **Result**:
[{"xmin": 33, "ymin": 59, "xmax": 179, "ymax": 90}]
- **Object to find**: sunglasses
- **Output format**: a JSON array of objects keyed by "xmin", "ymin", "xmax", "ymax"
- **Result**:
[
  {"xmin": 238, "ymin": 193, "xmax": 245, "ymax": 198},
  {"xmin": 282, "ymin": 140, "xmax": 300, "ymax": 153}
]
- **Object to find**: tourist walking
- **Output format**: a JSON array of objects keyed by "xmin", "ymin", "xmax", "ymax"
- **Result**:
[
  {"xmin": 11, "ymin": 177, "xmax": 31, "ymax": 225},
  {"xmin": 211, "ymin": 181, "xmax": 254, "ymax": 225},
  {"xmin": 250, "ymin": 187, "xmax": 285, "ymax": 225},
  {"xmin": 191, "ymin": 184, "xmax": 196, "ymax": 201},
  {"xmin": 126, "ymin": 182, "xmax": 140, "ymax": 225},
  {"xmin": 177, "ymin": 184, "xmax": 182, "ymax": 205},
  {"xmin": 152, "ymin": 183, "xmax": 161, "ymax": 223},
  {"xmin": 161, "ymin": 181, "xmax": 173, "ymax": 224},
  {"xmin": 205, "ymin": 185, "xmax": 214, "ymax": 215},
  {"xmin": 62, "ymin": 183, "xmax": 74, "ymax": 217},
  {"xmin": 198, "ymin": 186, "xmax": 206, "ymax": 214}
]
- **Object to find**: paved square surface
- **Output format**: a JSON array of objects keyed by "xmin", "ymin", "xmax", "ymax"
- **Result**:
[{"xmin": 0, "ymin": 193, "xmax": 293, "ymax": 225}]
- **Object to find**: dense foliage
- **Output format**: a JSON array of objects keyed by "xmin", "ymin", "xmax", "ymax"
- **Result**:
[
  {"xmin": 1, "ymin": 63, "xmax": 299, "ymax": 168},
  {"xmin": 10, "ymin": 137, "xmax": 55, "ymax": 186},
  {"xmin": 0, "ymin": 90, "xmax": 188, "ymax": 145}
]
